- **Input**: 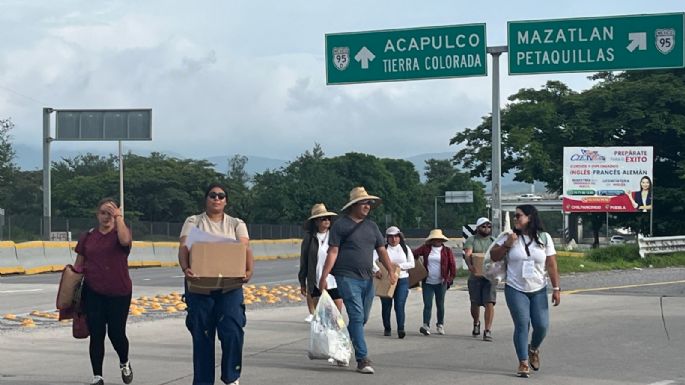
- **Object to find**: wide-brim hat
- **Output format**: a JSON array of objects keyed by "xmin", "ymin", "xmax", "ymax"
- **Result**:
[
  {"xmin": 341, "ymin": 186, "xmax": 382, "ymax": 211},
  {"xmin": 426, "ymin": 228, "xmax": 449, "ymax": 243},
  {"xmin": 303, "ymin": 203, "xmax": 337, "ymax": 229}
]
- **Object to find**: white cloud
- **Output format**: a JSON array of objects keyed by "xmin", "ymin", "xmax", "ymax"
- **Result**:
[{"xmin": 1, "ymin": 0, "xmax": 683, "ymax": 167}]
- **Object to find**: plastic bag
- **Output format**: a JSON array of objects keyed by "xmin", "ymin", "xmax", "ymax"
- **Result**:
[
  {"xmin": 307, "ymin": 290, "xmax": 352, "ymax": 366},
  {"xmin": 483, "ymin": 230, "xmax": 512, "ymax": 285}
]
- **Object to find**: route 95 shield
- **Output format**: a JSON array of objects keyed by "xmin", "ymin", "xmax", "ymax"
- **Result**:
[
  {"xmin": 332, "ymin": 47, "xmax": 350, "ymax": 71},
  {"xmin": 655, "ymin": 29, "xmax": 675, "ymax": 54}
]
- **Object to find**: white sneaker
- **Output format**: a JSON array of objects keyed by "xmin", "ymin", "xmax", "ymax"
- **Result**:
[
  {"xmin": 227, "ymin": 379, "xmax": 240, "ymax": 385},
  {"xmin": 436, "ymin": 324, "xmax": 445, "ymax": 335},
  {"xmin": 304, "ymin": 314, "xmax": 314, "ymax": 323},
  {"xmin": 90, "ymin": 375, "xmax": 104, "ymax": 385}
]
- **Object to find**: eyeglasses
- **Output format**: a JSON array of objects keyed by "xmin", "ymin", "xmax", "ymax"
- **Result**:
[
  {"xmin": 357, "ymin": 200, "xmax": 374, "ymax": 206},
  {"xmin": 208, "ymin": 192, "xmax": 227, "ymax": 200},
  {"xmin": 514, "ymin": 213, "xmax": 523, "ymax": 219},
  {"xmin": 480, "ymin": 225, "xmax": 492, "ymax": 228}
]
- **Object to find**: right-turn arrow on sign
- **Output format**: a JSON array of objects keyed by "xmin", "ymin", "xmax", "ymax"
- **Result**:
[{"xmin": 508, "ymin": 12, "xmax": 684, "ymax": 74}]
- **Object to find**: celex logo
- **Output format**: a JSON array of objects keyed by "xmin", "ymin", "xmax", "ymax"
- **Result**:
[{"xmin": 570, "ymin": 149, "xmax": 606, "ymax": 161}]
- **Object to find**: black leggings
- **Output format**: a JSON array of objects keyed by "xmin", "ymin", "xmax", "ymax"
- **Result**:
[{"xmin": 84, "ymin": 286, "xmax": 132, "ymax": 376}]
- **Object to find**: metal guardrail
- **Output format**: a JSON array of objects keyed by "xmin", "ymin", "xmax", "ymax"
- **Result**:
[{"xmin": 637, "ymin": 234, "xmax": 685, "ymax": 258}]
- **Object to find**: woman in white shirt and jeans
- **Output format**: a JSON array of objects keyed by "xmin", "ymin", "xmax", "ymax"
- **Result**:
[
  {"xmin": 373, "ymin": 226, "xmax": 414, "ymax": 339},
  {"xmin": 490, "ymin": 204, "xmax": 560, "ymax": 378}
]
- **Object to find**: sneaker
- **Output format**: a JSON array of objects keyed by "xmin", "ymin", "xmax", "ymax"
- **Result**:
[
  {"xmin": 419, "ymin": 324, "xmax": 430, "ymax": 336},
  {"xmin": 483, "ymin": 330, "xmax": 492, "ymax": 342},
  {"xmin": 529, "ymin": 345, "xmax": 540, "ymax": 371},
  {"xmin": 472, "ymin": 321, "xmax": 481, "ymax": 337},
  {"xmin": 436, "ymin": 324, "xmax": 445, "ymax": 335},
  {"xmin": 517, "ymin": 361, "xmax": 530, "ymax": 378},
  {"xmin": 304, "ymin": 314, "xmax": 314, "ymax": 323},
  {"xmin": 90, "ymin": 375, "xmax": 104, "ymax": 385},
  {"xmin": 356, "ymin": 358, "xmax": 375, "ymax": 374},
  {"xmin": 383, "ymin": 329, "xmax": 391, "ymax": 336},
  {"xmin": 398, "ymin": 330, "xmax": 406, "ymax": 339},
  {"xmin": 227, "ymin": 379, "xmax": 240, "ymax": 385},
  {"xmin": 120, "ymin": 361, "xmax": 133, "ymax": 384}
]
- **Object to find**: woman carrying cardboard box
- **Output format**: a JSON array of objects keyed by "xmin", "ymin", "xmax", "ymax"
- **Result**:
[{"xmin": 178, "ymin": 183, "xmax": 254, "ymax": 385}]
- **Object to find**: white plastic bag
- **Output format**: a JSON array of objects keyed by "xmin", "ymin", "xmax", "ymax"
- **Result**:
[
  {"xmin": 307, "ymin": 290, "xmax": 353, "ymax": 366},
  {"xmin": 483, "ymin": 230, "xmax": 512, "ymax": 285}
]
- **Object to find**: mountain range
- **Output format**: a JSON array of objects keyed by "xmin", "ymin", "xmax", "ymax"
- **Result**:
[{"xmin": 14, "ymin": 145, "xmax": 545, "ymax": 194}]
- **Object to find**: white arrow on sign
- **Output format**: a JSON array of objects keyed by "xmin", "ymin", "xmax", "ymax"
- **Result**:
[
  {"xmin": 626, "ymin": 32, "xmax": 647, "ymax": 52},
  {"xmin": 354, "ymin": 47, "xmax": 375, "ymax": 69}
]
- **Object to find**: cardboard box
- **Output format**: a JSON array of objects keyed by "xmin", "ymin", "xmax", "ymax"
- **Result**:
[
  {"xmin": 471, "ymin": 253, "xmax": 485, "ymax": 277},
  {"xmin": 407, "ymin": 258, "xmax": 428, "ymax": 288},
  {"xmin": 190, "ymin": 242, "xmax": 247, "ymax": 278},
  {"xmin": 374, "ymin": 264, "xmax": 401, "ymax": 298}
]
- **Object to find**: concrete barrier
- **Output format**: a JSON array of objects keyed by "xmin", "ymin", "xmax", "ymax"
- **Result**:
[
  {"xmin": 250, "ymin": 239, "xmax": 300, "ymax": 260},
  {"xmin": 153, "ymin": 242, "xmax": 180, "ymax": 267},
  {"xmin": 44, "ymin": 241, "xmax": 75, "ymax": 272},
  {"xmin": 0, "ymin": 241, "xmax": 23, "ymax": 275},
  {"xmin": 129, "ymin": 241, "xmax": 160, "ymax": 267},
  {"xmin": 15, "ymin": 241, "xmax": 51, "ymax": 275}
]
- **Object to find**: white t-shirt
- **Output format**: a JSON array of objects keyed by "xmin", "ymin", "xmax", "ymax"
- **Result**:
[
  {"xmin": 372, "ymin": 244, "xmax": 415, "ymax": 279},
  {"xmin": 315, "ymin": 231, "xmax": 337, "ymax": 289},
  {"xmin": 426, "ymin": 246, "xmax": 443, "ymax": 285},
  {"xmin": 496, "ymin": 232, "xmax": 555, "ymax": 293}
]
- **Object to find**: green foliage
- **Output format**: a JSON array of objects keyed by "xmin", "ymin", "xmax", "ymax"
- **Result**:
[
  {"xmin": 0, "ymin": 118, "xmax": 18, "ymax": 207},
  {"xmin": 586, "ymin": 244, "xmax": 641, "ymax": 263},
  {"xmin": 450, "ymin": 69, "xmax": 685, "ymax": 235}
]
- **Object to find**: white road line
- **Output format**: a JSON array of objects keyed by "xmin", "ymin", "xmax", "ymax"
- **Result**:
[
  {"xmin": 646, "ymin": 380, "xmax": 676, "ymax": 385},
  {"xmin": 0, "ymin": 289, "xmax": 43, "ymax": 294}
]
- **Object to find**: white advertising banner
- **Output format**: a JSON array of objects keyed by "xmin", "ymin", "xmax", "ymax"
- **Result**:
[{"xmin": 562, "ymin": 146, "xmax": 653, "ymax": 213}]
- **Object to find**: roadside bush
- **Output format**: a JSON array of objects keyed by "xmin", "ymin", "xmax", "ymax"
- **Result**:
[{"xmin": 587, "ymin": 244, "xmax": 641, "ymax": 263}]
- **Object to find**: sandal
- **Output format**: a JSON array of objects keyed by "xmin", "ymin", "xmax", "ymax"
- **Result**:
[{"xmin": 472, "ymin": 321, "xmax": 481, "ymax": 337}]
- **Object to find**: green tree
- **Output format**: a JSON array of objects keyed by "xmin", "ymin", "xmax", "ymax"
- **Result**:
[
  {"xmin": 0, "ymin": 118, "xmax": 18, "ymax": 207},
  {"xmin": 225, "ymin": 154, "xmax": 252, "ymax": 219},
  {"xmin": 450, "ymin": 69, "xmax": 685, "ymax": 236}
]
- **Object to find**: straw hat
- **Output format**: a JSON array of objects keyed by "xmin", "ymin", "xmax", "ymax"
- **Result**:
[
  {"xmin": 426, "ymin": 229, "xmax": 449, "ymax": 242},
  {"xmin": 303, "ymin": 203, "xmax": 337, "ymax": 229},
  {"xmin": 341, "ymin": 186, "xmax": 382, "ymax": 211}
]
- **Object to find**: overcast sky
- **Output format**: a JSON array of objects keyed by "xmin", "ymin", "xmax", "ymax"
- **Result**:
[{"xmin": 1, "ymin": 0, "xmax": 682, "ymax": 167}]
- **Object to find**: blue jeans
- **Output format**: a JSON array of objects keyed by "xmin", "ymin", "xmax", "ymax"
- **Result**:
[
  {"xmin": 504, "ymin": 285, "xmax": 549, "ymax": 361},
  {"xmin": 185, "ymin": 287, "xmax": 246, "ymax": 385},
  {"xmin": 381, "ymin": 277, "xmax": 409, "ymax": 331},
  {"xmin": 335, "ymin": 275, "xmax": 375, "ymax": 362},
  {"xmin": 422, "ymin": 282, "xmax": 447, "ymax": 326}
]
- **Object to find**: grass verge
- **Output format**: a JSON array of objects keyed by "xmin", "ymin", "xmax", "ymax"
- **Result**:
[{"xmin": 557, "ymin": 244, "xmax": 685, "ymax": 274}]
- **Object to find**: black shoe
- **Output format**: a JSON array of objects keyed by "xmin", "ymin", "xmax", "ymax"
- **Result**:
[
  {"xmin": 120, "ymin": 361, "xmax": 133, "ymax": 384},
  {"xmin": 90, "ymin": 376, "xmax": 104, "ymax": 385},
  {"xmin": 398, "ymin": 330, "xmax": 406, "ymax": 339},
  {"xmin": 472, "ymin": 321, "xmax": 481, "ymax": 337},
  {"xmin": 383, "ymin": 329, "xmax": 391, "ymax": 336}
]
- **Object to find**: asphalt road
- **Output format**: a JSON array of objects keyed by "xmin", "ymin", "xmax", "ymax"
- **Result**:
[{"xmin": 1, "ymin": 259, "xmax": 683, "ymax": 315}]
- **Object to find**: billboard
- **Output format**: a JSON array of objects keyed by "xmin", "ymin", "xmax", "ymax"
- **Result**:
[{"xmin": 563, "ymin": 147, "xmax": 653, "ymax": 213}]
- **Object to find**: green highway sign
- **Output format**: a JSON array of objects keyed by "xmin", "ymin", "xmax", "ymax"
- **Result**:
[
  {"xmin": 508, "ymin": 13, "xmax": 684, "ymax": 75},
  {"xmin": 326, "ymin": 24, "xmax": 487, "ymax": 84}
]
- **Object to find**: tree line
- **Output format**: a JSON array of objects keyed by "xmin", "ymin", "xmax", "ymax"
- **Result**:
[{"xmin": 2, "ymin": 68, "xmax": 684, "ymax": 238}]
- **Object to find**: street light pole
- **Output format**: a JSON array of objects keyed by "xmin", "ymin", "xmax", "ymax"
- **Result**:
[{"xmin": 434, "ymin": 195, "xmax": 444, "ymax": 228}]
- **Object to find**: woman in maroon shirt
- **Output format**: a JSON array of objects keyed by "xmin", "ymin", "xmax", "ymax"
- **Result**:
[{"xmin": 74, "ymin": 198, "xmax": 133, "ymax": 385}]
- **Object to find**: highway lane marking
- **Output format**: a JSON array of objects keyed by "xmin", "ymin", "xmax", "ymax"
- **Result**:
[
  {"xmin": 564, "ymin": 280, "xmax": 685, "ymax": 295},
  {"xmin": 646, "ymin": 381, "xmax": 676, "ymax": 385},
  {"xmin": 0, "ymin": 289, "xmax": 43, "ymax": 294}
]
